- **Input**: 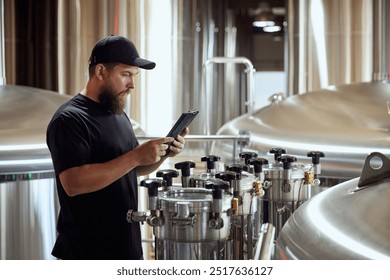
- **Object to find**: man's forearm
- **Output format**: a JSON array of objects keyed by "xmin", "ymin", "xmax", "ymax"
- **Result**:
[{"xmin": 136, "ymin": 156, "xmax": 168, "ymax": 177}]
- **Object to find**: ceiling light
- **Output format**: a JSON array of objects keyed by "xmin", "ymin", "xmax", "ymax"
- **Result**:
[
  {"xmin": 263, "ymin": 25, "xmax": 282, "ymax": 32},
  {"xmin": 252, "ymin": 3, "xmax": 275, "ymax": 28}
]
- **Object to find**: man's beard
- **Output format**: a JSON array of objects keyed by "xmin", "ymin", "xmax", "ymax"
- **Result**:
[{"xmin": 98, "ymin": 85, "xmax": 128, "ymax": 115}]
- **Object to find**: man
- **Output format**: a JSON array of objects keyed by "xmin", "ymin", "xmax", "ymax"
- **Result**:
[{"xmin": 46, "ymin": 35, "xmax": 187, "ymax": 259}]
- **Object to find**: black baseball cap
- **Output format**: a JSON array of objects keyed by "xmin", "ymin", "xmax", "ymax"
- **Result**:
[{"xmin": 89, "ymin": 35, "xmax": 156, "ymax": 70}]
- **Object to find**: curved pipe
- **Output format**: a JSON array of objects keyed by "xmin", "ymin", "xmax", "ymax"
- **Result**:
[{"xmin": 202, "ymin": 57, "xmax": 256, "ymax": 135}]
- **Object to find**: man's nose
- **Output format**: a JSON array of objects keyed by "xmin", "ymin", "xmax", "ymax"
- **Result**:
[{"xmin": 127, "ymin": 79, "xmax": 135, "ymax": 89}]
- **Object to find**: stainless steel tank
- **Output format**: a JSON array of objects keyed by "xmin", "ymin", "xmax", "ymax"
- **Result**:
[
  {"xmin": 131, "ymin": 153, "xmax": 315, "ymax": 260},
  {"xmin": 0, "ymin": 85, "xmax": 70, "ymax": 259},
  {"xmin": 177, "ymin": 156, "xmax": 265, "ymax": 260},
  {"xmin": 210, "ymin": 0, "xmax": 390, "ymax": 183},
  {"xmin": 274, "ymin": 152, "xmax": 390, "ymax": 259},
  {"xmin": 130, "ymin": 176, "xmax": 233, "ymax": 260},
  {"xmin": 155, "ymin": 187, "xmax": 232, "ymax": 260},
  {"xmin": 216, "ymin": 167, "xmax": 260, "ymax": 260},
  {"xmin": 262, "ymin": 156, "xmax": 319, "ymax": 236},
  {"xmin": 213, "ymin": 81, "xmax": 390, "ymax": 182},
  {"xmin": 0, "ymin": 85, "xmax": 145, "ymax": 259}
]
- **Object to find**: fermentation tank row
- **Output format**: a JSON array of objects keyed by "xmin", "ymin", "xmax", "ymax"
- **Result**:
[
  {"xmin": 128, "ymin": 149, "xmax": 326, "ymax": 260},
  {"xmin": 1, "ymin": 85, "xmax": 390, "ymax": 260}
]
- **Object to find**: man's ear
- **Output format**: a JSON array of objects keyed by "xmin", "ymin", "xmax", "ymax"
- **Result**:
[{"xmin": 95, "ymin": 64, "xmax": 105, "ymax": 80}]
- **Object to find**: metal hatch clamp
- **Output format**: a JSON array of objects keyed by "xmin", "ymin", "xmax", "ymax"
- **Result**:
[{"xmin": 357, "ymin": 152, "xmax": 390, "ymax": 188}]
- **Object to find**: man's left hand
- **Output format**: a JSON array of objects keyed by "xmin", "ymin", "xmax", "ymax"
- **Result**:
[{"xmin": 167, "ymin": 127, "xmax": 189, "ymax": 157}]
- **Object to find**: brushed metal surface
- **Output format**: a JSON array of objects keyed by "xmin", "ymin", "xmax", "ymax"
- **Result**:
[
  {"xmin": 0, "ymin": 85, "xmax": 70, "ymax": 175},
  {"xmin": 0, "ymin": 85, "xmax": 70, "ymax": 259},
  {"xmin": 214, "ymin": 82, "xmax": 390, "ymax": 180},
  {"xmin": 275, "ymin": 176, "xmax": 390, "ymax": 259},
  {"xmin": 154, "ymin": 188, "xmax": 233, "ymax": 260}
]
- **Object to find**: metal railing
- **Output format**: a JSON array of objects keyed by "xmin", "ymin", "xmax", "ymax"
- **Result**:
[{"xmin": 136, "ymin": 134, "xmax": 250, "ymax": 159}]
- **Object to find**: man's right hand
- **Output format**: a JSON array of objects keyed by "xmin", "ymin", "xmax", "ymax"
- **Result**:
[{"xmin": 134, "ymin": 137, "xmax": 174, "ymax": 165}]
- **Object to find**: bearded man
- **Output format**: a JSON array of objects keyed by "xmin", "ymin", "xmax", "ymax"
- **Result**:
[{"xmin": 46, "ymin": 35, "xmax": 188, "ymax": 260}]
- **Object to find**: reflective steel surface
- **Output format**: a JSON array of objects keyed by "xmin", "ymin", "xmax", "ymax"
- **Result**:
[
  {"xmin": 154, "ymin": 188, "xmax": 233, "ymax": 260},
  {"xmin": 0, "ymin": 179, "xmax": 58, "ymax": 259},
  {"xmin": 0, "ymin": 85, "xmax": 70, "ymax": 259},
  {"xmin": 0, "ymin": 85, "xmax": 70, "ymax": 176},
  {"xmin": 274, "ymin": 152, "xmax": 390, "ymax": 259},
  {"xmin": 214, "ymin": 82, "xmax": 390, "ymax": 180}
]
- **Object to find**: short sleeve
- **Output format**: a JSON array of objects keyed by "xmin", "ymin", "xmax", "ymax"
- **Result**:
[{"xmin": 47, "ymin": 113, "xmax": 91, "ymax": 174}]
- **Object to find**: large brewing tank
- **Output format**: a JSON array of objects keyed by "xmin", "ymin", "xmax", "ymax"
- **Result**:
[
  {"xmin": 212, "ymin": 81, "xmax": 390, "ymax": 183},
  {"xmin": 130, "ymin": 176, "xmax": 233, "ymax": 260},
  {"xmin": 274, "ymin": 152, "xmax": 390, "ymax": 259},
  {"xmin": 211, "ymin": 0, "xmax": 390, "ymax": 184},
  {"xmin": 0, "ymin": 85, "xmax": 70, "ymax": 259},
  {"xmin": 0, "ymin": 85, "xmax": 144, "ymax": 259}
]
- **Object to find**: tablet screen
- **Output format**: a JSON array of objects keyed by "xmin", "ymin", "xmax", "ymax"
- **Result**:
[{"xmin": 166, "ymin": 110, "xmax": 199, "ymax": 138}]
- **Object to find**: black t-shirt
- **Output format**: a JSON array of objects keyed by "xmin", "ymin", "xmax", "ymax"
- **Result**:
[{"xmin": 46, "ymin": 93, "xmax": 142, "ymax": 260}]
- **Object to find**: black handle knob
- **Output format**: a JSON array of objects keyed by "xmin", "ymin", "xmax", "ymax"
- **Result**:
[
  {"xmin": 156, "ymin": 169, "xmax": 179, "ymax": 186},
  {"xmin": 205, "ymin": 179, "xmax": 230, "ymax": 199},
  {"xmin": 201, "ymin": 155, "xmax": 221, "ymax": 170},
  {"xmin": 215, "ymin": 170, "xmax": 241, "ymax": 181},
  {"xmin": 248, "ymin": 158, "xmax": 269, "ymax": 173},
  {"xmin": 140, "ymin": 178, "xmax": 166, "ymax": 197},
  {"xmin": 270, "ymin": 148, "xmax": 287, "ymax": 161},
  {"xmin": 174, "ymin": 161, "xmax": 196, "ymax": 177},
  {"xmin": 226, "ymin": 163, "xmax": 248, "ymax": 174},
  {"xmin": 278, "ymin": 155, "xmax": 297, "ymax": 170},
  {"xmin": 239, "ymin": 152, "xmax": 258, "ymax": 165},
  {"xmin": 307, "ymin": 151, "xmax": 325, "ymax": 164}
]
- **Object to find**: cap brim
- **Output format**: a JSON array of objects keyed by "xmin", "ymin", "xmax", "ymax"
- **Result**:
[{"xmin": 133, "ymin": 58, "xmax": 156, "ymax": 70}]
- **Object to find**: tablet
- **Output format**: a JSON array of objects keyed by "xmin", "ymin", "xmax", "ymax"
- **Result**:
[{"xmin": 166, "ymin": 109, "xmax": 199, "ymax": 138}]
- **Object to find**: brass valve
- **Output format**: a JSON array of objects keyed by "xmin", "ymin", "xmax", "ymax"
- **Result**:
[
  {"xmin": 254, "ymin": 181, "xmax": 265, "ymax": 197},
  {"xmin": 304, "ymin": 171, "xmax": 314, "ymax": 184},
  {"xmin": 232, "ymin": 198, "xmax": 239, "ymax": 215}
]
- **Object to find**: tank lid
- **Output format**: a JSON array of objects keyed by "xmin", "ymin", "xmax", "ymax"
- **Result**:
[{"xmin": 0, "ymin": 85, "xmax": 71, "ymax": 177}]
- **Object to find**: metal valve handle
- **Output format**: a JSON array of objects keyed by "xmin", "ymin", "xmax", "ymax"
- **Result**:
[
  {"xmin": 174, "ymin": 161, "xmax": 196, "ymax": 177},
  {"xmin": 226, "ymin": 163, "xmax": 248, "ymax": 174},
  {"xmin": 205, "ymin": 179, "xmax": 230, "ymax": 199},
  {"xmin": 307, "ymin": 151, "xmax": 325, "ymax": 164},
  {"xmin": 270, "ymin": 148, "xmax": 286, "ymax": 161},
  {"xmin": 278, "ymin": 155, "xmax": 297, "ymax": 170},
  {"xmin": 248, "ymin": 158, "xmax": 269, "ymax": 173},
  {"xmin": 239, "ymin": 152, "xmax": 258, "ymax": 165},
  {"xmin": 201, "ymin": 155, "xmax": 221, "ymax": 170},
  {"xmin": 156, "ymin": 169, "xmax": 179, "ymax": 187},
  {"xmin": 216, "ymin": 170, "xmax": 242, "ymax": 182},
  {"xmin": 140, "ymin": 178, "xmax": 165, "ymax": 197}
]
